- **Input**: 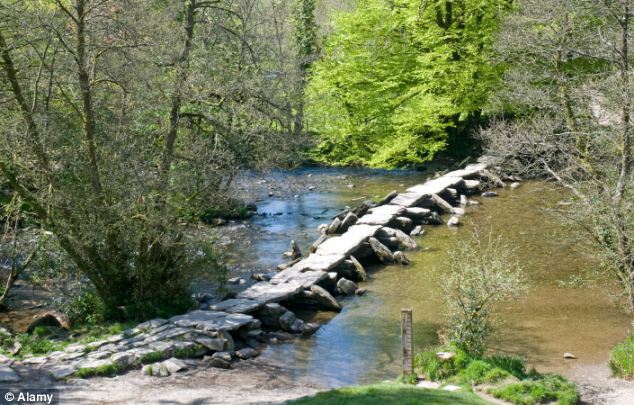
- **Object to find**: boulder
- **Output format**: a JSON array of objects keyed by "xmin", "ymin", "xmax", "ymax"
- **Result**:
[
  {"xmin": 212, "ymin": 351, "xmax": 233, "ymax": 362},
  {"xmin": 309, "ymin": 233, "xmax": 328, "ymax": 253},
  {"xmin": 447, "ymin": 216, "xmax": 460, "ymax": 227},
  {"xmin": 378, "ymin": 227, "xmax": 417, "ymax": 249},
  {"xmin": 392, "ymin": 216, "xmax": 414, "ymax": 232},
  {"xmin": 26, "ymin": 311, "xmax": 71, "ymax": 333},
  {"xmin": 278, "ymin": 311, "xmax": 298, "ymax": 332},
  {"xmin": 404, "ymin": 207, "xmax": 432, "ymax": 219},
  {"xmin": 310, "ymin": 285, "xmax": 341, "ymax": 312},
  {"xmin": 336, "ymin": 278, "xmax": 358, "ymax": 296},
  {"xmin": 510, "ymin": 182, "xmax": 521, "ymax": 190},
  {"xmin": 376, "ymin": 190, "xmax": 398, "ymax": 206},
  {"xmin": 339, "ymin": 212, "xmax": 358, "ymax": 233},
  {"xmin": 460, "ymin": 195, "xmax": 468, "ymax": 206},
  {"xmin": 349, "ymin": 255, "xmax": 367, "ymax": 281},
  {"xmin": 299, "ymin": 322, "xmax": 320, "ymax": 336},
  {"xmin": 563, "ymin": 352, "xmax": 578, "ymax": 359},
  {"xmin": 327, "ymin": 217, "xmax": 342, "ymax": 234},
  {"xmin": 282, "ymin": 240, "xmax": 302, "ymax": 260},
  {"xmin": 393, "ymin": 251, "xmax": 410, "ymax": 265},
  {"xmin": 410, "ymin": 226, "xmax": 424, "ymax": 237},
  {"xmin": 205, "ymin": 356, "xmax": 232, "ymax": 369},
  {"xmin": 257, "ymin": 303, "xmax": 287, "ymax": 328},
  {"xmin": 355, "ymin": 288, "xmax": 367, "ymax": 296},
  {"xmin": 236, "ymin": 348, "xmax": 259, "ymax": 360},
  {"xmin": 368, "ymin": 237, "xmax": 394, "ymax": 263},
  {"xmin": 481, "ymin": 191, "xmax": 499, "ymax": 198}
]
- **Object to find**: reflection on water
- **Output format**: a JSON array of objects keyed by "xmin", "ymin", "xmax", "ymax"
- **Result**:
[{"xmin": 223, "ymin": 168, "xmax": 631, "ymax": 388}]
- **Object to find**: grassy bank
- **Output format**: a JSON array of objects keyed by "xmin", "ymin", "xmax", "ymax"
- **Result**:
[
  {"xmin": 415, "ymin": 346, "xmax": 579, "ymax": 405},
  {"xmin": 287, "ymin": 384, "xmax": 491, "ymax": 405},
  {"xmin": 610, "ymin": 333, "xmax": 634, "ymax": 379}
]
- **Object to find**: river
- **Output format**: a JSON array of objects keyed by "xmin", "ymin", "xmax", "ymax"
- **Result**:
[{"xmin": 207, "ymin": 167, "xmax": 631, "ymax": 388}]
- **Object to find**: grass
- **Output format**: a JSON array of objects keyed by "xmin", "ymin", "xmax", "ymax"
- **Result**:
[
  {"xmin": 0, "ymin": 321, "xmax": 135, "ymax": 360},
  {"xmin": 414, "ymin": 346, "xmax": 580, "ymax": 405},
  {"xmin": 610, "ymin": 333, "xmax": 634, "ymax": 379},
  {"xmin": 140, "ymin": 351, "xmax": 166, "ymax": 364},
  {"xmin": 489, "ymin": 375, "xmax": 579, "ymax": 405},
  {"xmin": 287, "ymin": 383, "xmax": 492, "ymax": 405},
  {"xmin": 74, "ymin": 362, "xmax": 125, "ymax": 378}
]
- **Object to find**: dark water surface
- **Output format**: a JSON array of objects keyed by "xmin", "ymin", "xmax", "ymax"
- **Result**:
[{"xmin": 216, "ymin": 167, "xmax": 631, "ymax": 388}]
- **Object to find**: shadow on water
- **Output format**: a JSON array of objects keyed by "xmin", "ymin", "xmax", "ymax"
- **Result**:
[{"xmin": 215, "ymin": 168, "xmax": 630, "ymax": 388}]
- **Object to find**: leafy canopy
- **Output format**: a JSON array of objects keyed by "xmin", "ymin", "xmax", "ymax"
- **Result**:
[{"xmin": 307, "ymin": 0, "xmax": 507, "ymax": 168}]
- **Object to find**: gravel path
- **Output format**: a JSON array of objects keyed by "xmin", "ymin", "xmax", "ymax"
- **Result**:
[
  {"xmin": 570, "ymin": 363, "xmax": 634, "ymax": 405},
  {"xmin": 54, "ymin": 359, "xmax": 320, "ymax": 405}
]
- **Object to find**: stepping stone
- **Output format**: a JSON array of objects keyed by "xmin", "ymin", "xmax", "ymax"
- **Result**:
[
  {"xmin": 170, "ymin": 310, "xmax": 254, "ymax": 332},
  {"xmin": 407, "ymin": 176, "xmax": 464, "ymax": 196},
  {"xmin": 315, "ymin": 225, "xmax": 380, "ymax": 256},
  {"xmin": 237, "ymin": 282, "xmax": 303, "ymax": 304},
  {"xmin": 208, "ymin": 299, "xmax": 263, "ymax": 314},
  {"xmin": 48, "ymin": 365, "xmax": 77, "ymax": 380},
  {"xmin": 284, "ymin": 253, "xmax": 346, "ymax": 272}
]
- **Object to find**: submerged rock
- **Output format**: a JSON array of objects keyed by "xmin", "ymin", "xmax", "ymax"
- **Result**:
[{"xmin": 481, "ymin": 191, "xmax": 499, "ymax": 198}]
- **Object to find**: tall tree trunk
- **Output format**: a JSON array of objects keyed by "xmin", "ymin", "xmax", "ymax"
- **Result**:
[{"xmin": 158, "ymin": 0, "xmax": 197, "ymax": 204}]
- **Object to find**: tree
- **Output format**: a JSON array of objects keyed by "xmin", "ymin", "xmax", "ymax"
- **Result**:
[
  {"xmin": 480, "ymin": 0, "xmax": 634, "ymax": 310},
  {"xmin": 0, "ymin": 0, "xmax": 305, "ymax": 319},
  {"xmin": 306, "ymin": 0, "xmax": 508, "ymax": 168}
]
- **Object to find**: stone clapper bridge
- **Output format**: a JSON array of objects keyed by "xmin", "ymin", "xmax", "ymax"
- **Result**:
[{"xmin": 10, "ymin": 157, "xmax": 501, "ymax": 380}]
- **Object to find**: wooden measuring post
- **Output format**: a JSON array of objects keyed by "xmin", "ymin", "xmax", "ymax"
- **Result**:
[{"xmin": 401, "ymin": 308, "xmax": 413, "ymax": 375}]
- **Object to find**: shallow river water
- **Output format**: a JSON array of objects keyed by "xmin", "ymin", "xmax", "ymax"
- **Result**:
[{"xmin": 217, "ymin": 167, "xmax": 631, "ymax": 388}]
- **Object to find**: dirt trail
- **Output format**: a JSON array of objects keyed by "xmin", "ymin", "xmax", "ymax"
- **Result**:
[{"xmin": 570, "ymin": 363, "xmax": 634, "ymax": 405}]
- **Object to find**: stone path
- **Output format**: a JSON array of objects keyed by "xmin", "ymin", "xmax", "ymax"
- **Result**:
[{"xmin": 1, "ymin": 156, "xmax": 498, "ymax": 383}]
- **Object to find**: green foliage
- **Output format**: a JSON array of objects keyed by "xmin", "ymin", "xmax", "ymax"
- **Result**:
[
  {"xmin": 287, "ymin": 383, "xmax": 491, "ymax": 405},
  {"xmin": 396, "ymin": 373, "xmax": 418, "ymax": 385},
  {"xmin": 140, "ymin": 351, "xmax": 166, "ymax": 364},
  {"xmin": 610, "ymin": 333, "xmax": 634, "ymax": 378},
  {"xmin": 415, "ymin": 347, "xmax": 579, "ymax": 404},
  {"xmin": 414, "ymin": 345, "xmax": 470, "ymax": 381},
  {"xmin": 74, "ymin": 363, "xmax": 125, "ymax": 379},
  {"xmin": 58, "ymin": 291, "xmax": 106, "ymax": 325},
  {"xmin": 0, "ymin": 333, "xmax": 66, "ymax": 358},
  {"xmin": 456, "ymin": 360, "xmax": 510, "ymax": 385},
  {"xmin": 485, "ymin": 354, "xmax": 527, "ymax": 380},
  {"xmin": 488, "ymin": 374, "xmax": 579, "ymax": 405},
  {"xmin": 307, "ymin": 0, "xmax": 507, "ymax": 167},
  {"xmin": 173, "ymin": 343, "xmax": 206, "ymax": 359}
]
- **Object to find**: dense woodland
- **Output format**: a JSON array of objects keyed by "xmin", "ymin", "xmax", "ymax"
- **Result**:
[{"xmin": 0, "ymin": 0, "xmax": 632, "ymax": 333}]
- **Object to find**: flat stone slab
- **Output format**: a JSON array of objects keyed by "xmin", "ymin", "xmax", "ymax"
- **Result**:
[
  {"xmin": 170, "ymin": 310, "xmax": 254, "ymax": 332},
  {"xmin": 0, "ymin": 365, "xmax": 20, "ymax": 382},
  {"xmin": 367, "ymin": 205, "xmax": 404, "ymax": 216},
  {"xmin": 285, "ymin": 253, "xmax": 346, "ymax": 272},
  {"xmin": 315, "ymin": 225, "xmax": 380, "ymax": 256},
  {"xmin": 208, "ymin": 298, "xmax": 263, "ymax": 314},
  {"xmin": 270, "ymin": 268, "xmax": 327, "ymax": 289},
  {"xmin": 407, "ymin": 176, "xmax": 464, "ymax": 195},
  {"xmin": 389, "ymin": 192, "xmax": 427, "ymax": 207},
  {"xmin": 237, "ymin": 281, "xmax": 303, "ymax": 304}
]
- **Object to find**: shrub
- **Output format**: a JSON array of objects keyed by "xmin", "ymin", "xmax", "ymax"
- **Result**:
[
  {"xmin": 57, "ymin": 290, "xmax": 106, "ymax": 325},
  {"xmin": 610, "ymin": 333, "xmax": 634, "ymax": 378},
  {"xmin": 443, "ymin": 231, "xmax": 527, "ymax": 356},
  {"xmin": 414, "ymin": 346, "xmax": 470, "ymax": 381}
]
